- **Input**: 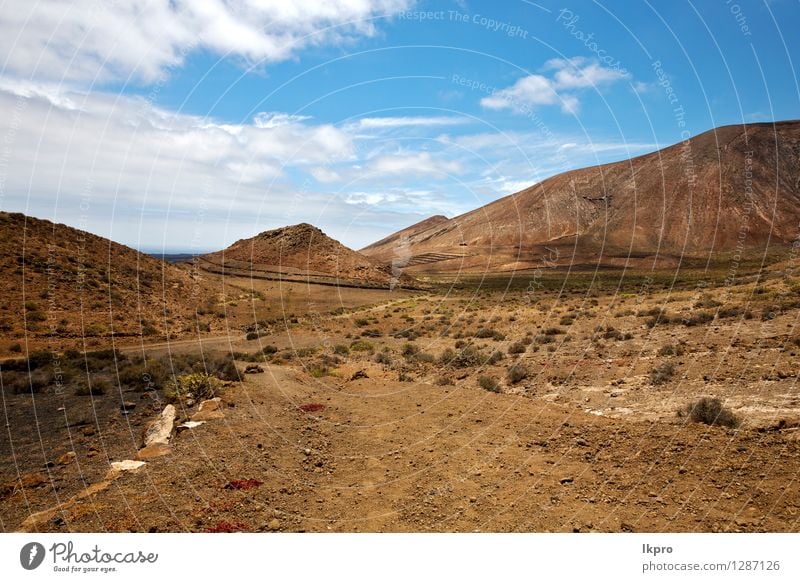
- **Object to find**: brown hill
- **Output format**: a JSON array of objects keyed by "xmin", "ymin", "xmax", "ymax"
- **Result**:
[
  {"xmin": 0, "ymin": 212, "xmax": 216, "ymax": 355},
  {"xmin": 202, "ymin": 222, "xmax": 417, "ymax": 288},
  {"xmin": 360, "ymin": 214, "xmax": 449, "ymax": 262},
  {"xmin": 361, "ymin": 121, "xmax": 800, "ymax": 272}
]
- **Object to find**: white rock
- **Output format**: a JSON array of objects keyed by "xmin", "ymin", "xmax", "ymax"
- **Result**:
[
  {"xmin": 143, "ymin": 404, "xmax": 176, "ymax": 447},
  {"xmin": 110, "ymin": 460, "xmax": 146, "ymax": 472}
]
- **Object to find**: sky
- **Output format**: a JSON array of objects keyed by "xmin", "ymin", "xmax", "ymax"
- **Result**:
[{"xmin": 0, "ymin": 0, "xmax": 798, "ymax": 252}]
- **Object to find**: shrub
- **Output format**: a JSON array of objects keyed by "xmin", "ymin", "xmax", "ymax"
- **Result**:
[
  {"xmin": 401, "ymin": 343, "xmax": 419, "ymax": 358},
  {"xmin": 650, "ymin": 361, "xmax": 676, "ymax": 385},
  {"xmin": 74, "ymin": 378, "xmax": 110, "ymax": 396},
  {"xmin": 657, "ymin": 343, "xmax": 685, "ymax": 357},
  {"xmin": 246, "ymin": 331, "xmax": 259, "ymax": 340},
  {"xmin": 508, "ymin": 341, "xmax": 526, "ymax": 355},
  {"xmin": 678, "ymin": 397, "xmax": 740, "ymax": 428},
  {"xmin": 165, "ymin": 372, "xmax": 219, "ymax": 403},
  {"xmin": 349, "ymin": 340, "xmax": 374, "ymax": 353},
  {"xmin": 9, "ymin": 343, "xmax": 21, "ymax": 353},
  {"xmin": 332, "ymin": 344, "xmax": 349, "ymax": 355},
  {"xmin": 682, "ymin": 311, "xmax": 714, "ymax": 327},
  {"xmin": 487, "ymin": 350, "xmax": 505, "ymax": 364},
  {"xmin": 261, "ymin": 345, "xmax": 279, "ymax": 355},
  {"xmin": 374, "ymin": 352, "xmax": 392, "ymax": 365},
  {"xmin": 543, "ymin": 327, "xmax": 564, "ymax": 336},
  {"xmin": 507, "ymin": 363, "xmax": 528, "ymax": 384},
  {"xmin": 694, "ymin": 294, "xmax": 722, "ymax": 309},
  {"xmin": 449, "ymin": 346, "xmax": 487, "ymax": 368},
  {"xmin": 353, "ymin": 318, "xmax": 369, "ymax": 327},
  {"xmin": 478, "ymin": 375, "xmax": 500, "ymax": 393}
]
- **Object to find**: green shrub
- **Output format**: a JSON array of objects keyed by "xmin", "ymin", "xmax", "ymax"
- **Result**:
[
  {"xmin": 165, "ymin": 372, "xmax": 219, "ymax": 403},
  {"xmin": 246, "ymin": 331, "xmax": 259, "ymax": 340},
  {"xmin": 332, "ymin": 344, "xmax": 349, "ymax": 355},
  {"xmin": 349, "ymin": 340, "xmax": 374, "ymax": 353}
]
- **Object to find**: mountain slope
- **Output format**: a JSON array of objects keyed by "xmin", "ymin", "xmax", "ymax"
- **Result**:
[
  {"xmin": 0, "ymin": 212, "xmax": 215, "ymax": 354},
  {"xmin": 361, "ymin": 121, "xmax": 800, "ymax": 272},
  {"xmin": 202, "ymin": 222, "xmax": 416, "ymax": 288}
]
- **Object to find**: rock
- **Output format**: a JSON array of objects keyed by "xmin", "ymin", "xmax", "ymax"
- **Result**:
[
  {"xmin": 109, "ymin": 460, "xmax": 146, "ymax": 473},
  {"xmin": 350, "ymin": 370, "xmax": 368, "ymax": 380},
  {"xmin": 176, "ymin": 420, "xmax": 206, "ymax": 432},
  {"xmin": 57, "ymin": 451, "xmax": 76, "ymax": 466},
  {"xmin": 191, "ymin": 398, "xmax": 224, "ymax": 421},
  {"xmin": 560, "ymin": 476, "xmax": 574, "ymax": 485},
  {"xmin": 267, "ymin": 518, "xmax": 281, "ymax": 531},
  {"xmin": 137, "ymin": 443, "xmax": 172, "ymax": 460},
  {"xmin": 143, "ymin": 404, "xmax": 176, "ymax": 447},
  {"xmin": 120, "ymin": 401, "xmax": 137, "ymax": 413},
  {"xmin": 244, "ymin": 364, "xmax": 264, "ymax": 374},
  {"xmin": 81, "ymin": 426, "xmax": 96, "ymax": 437}
]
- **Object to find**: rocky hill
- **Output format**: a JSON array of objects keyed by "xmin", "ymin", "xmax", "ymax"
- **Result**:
[
  {"xmin": 361, "ymin": 121, "xmax": 800, "ymax": 272},
  {"xmin": 202, "ymin": 222, "xmax": 417, "ymax": 288},
  {"xmin": 0, "ymin": 212, "xmax": 215, "ymax": 355}
]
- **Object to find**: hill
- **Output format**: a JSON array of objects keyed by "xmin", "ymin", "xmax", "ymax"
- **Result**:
[
  {"xmin": 361, "ymin": 121, "xmax": 800, "ymax": 273},
  {"xmin": 201, "ymin": 222, "xmax": 417, "ymax": 288},
  {"xmin": 0, "ymin": 212, "xmax": 216, "ymax": 355}
]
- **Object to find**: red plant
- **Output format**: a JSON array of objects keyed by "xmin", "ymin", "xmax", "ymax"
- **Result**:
[
  {"xmin": 299, "ymin": 403, "xmax": 325, "ymax": 412},
  {"xmin": 224, "ymin": 479, "xmax": 263, "ymax": 491},
  {"xmin": 205, "ymin": 520, "xmax": 247, "ymax": 533}
]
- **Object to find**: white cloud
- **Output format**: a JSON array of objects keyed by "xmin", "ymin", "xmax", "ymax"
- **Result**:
[
  {"xmin": 0, "ymin": 0, "xmax": 413, "ymax": 83},
  {"xmin": 480, "ymin": 57, "xmax": 630, "ymax": 115},
  {"xmin": 369, "ymin": 152, "xmax": 463, "ymax": 176},
  {"xmin": 351, "ymin": 115, "xmax": 471, "ymax": 130},
  {"xmin": 253, "ymin": 112, "xmax": 313, "ymax": 128}
]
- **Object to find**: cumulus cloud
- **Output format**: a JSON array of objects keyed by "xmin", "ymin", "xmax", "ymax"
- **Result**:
[
  {"xmin": 0, "ymin": 0, "xmax": 413, "ymax": 83},
  {"xmin": 481, "ymin": 57, "xmax": 630, "ymax": 114}
]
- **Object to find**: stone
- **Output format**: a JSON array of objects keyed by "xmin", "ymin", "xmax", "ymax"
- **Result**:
[
  {"xmin": 109, "ymin": 460, "xmax": 146, "ymax": 473},
  {"xmin": 244, "ymin": 364, "xmax": 264, "ymax": 374},
  {"xmin": 57, "ymin": 451, "xmax": 76, "ymax": 465},
  {"xmin": 81, "ymin": 426, "xmax": 96, "ymax": 437},
  {"xmin": 350, "ymin": 370, "xmax": 368, "ymax": 380},
  {"xmin": 267, "ymin": 518, "xmax": 281, "ymax": 531},
  {"xmin": 143, "ymin": 404, "xmax": 176, "ymax": 447},
  {"xmin": 176, "ymin": 420, "xmax": 205, "ymax": 432},
  {"xmin": 137, "ymin": 443, "xmax": 172, "ymax": 460},
  {"xmin": 120, "ymin": 401, "xmax": 137, "ymax": 413},
  {"xmin": 560, "ymin": 476, "xmax": 574, "ymax": 485},
  {"xmin": 191, "ymin": 398, "xmax": 224, "ymax": 421}
]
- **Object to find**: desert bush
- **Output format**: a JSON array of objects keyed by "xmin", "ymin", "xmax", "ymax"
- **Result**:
[
  {"xmin": 402, "ymin": 343, "xmax": 419, "ymax": 358},
  {"xmin": 487, "ymin": 350, "xmax": 504, "ymax": 364},
  {"xmin": 694, "ymin": 294, "xmax": 722, "ymax": 309},
  {"xmin": 678, "ymin": 397, "xmax": 740, "ymax": 428},
  {"xmin": 246, "ymin": 331, "xmax": 259, "ymax": 340},
  {"xmin": 332, "ymin": 344, "xmax": 349, "ymax": 355},
  {"xmin": 262, "ymin": 345, "xmax": 279, "ymax": 355},
  {"xmin": 649, "ymin": 361, "xmax": 676, "ymax": 385},
  {"xmin": 361, "ymin": 328, "xmax": 382, "ymax": 338},
  {"xmin": 165, "ymin": 372, "xmax": 219, "ymax": 403},
  {"xmin": 657, "ymin": 343, "xmax": 685, "ymax": 357},
  {"xmin": 543, "ymin": 327, "xmax": 564, "ymax": 336},
  {"xmin": 349, "ymin": 340, "xmax": 374, "ymax": 353},
  {"xmin": 9, "ymin": 342, "xmax": 21, "ymax": 353},
  {"xmin": 374, "ymin": 352, "xmax": 392, "ymax": 365},
  {"xmin": 508, "ymin": 341, "xmax": 527, "ymax": 355},
  {"xmin": 682, "ymin": 311, "xmax": 714, "ymax": 327},
  {"xmin": 474, "ymin": 328, "xmax": 504, "ymax": 340},
  {"xmin": 448, "ymin": 346, "xmax": 488, "ymax": 368},
  {"xmin": 507, "ymin": 363, "xmax": 528, "ymax": 384},
  {"xmin": 74, "ymin": 378, "xmax": 111, "ymax": 396},
  {"xmin": 353, "ymin": 318, "xmax": 369, "ymax": 327},
  {"xmin": 415, "ymin": 352, "xmax": 436, "ymax": 364},
  {"xmin": 478, "ymin": 375, "xmax": 500, "ymax": 393}
]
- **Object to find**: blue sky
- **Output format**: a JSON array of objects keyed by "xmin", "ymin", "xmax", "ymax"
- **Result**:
[{"xmin": 1, "ymin": 0, "xmax": 798, "ymax": 251}]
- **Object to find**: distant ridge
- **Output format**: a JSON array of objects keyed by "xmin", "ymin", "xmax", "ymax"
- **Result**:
[{"xmin": 361, "ymin": 121, "xmax": 800, "ymax": 273}]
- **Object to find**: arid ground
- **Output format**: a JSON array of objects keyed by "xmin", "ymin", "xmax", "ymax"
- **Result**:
[{"xmin": 3, "ymin": 262, "xmax": 799, "ymax": 533}]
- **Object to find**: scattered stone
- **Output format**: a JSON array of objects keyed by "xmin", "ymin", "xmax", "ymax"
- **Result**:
[
  {"xmin": 191, "ymin": 398, "xmax": 224, "ymax": 421},
  {"xmin": 57, "ymin": 452, "xmax": 76, "ymax": 466},
  {"xmin": 560, "ymin": 476, "xmax": 574, "ymax": 485},
  {"xmin": 244, "ymin": 364, "xmax": 264, "ymax": 374},
  {"xmin": 81, "ymin": 426, "xmax": 96, "ymax": 437},
  {"xmin": 350, "ymin": 370, "xmax": 368, "ymax": 381},
  {"xmin": 120, "ymin": 401, "xmax": 137, "ymax": 413},
  {"xmin": 267, "ymin": 518, "xmax": 281, "ymax": 531}
]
